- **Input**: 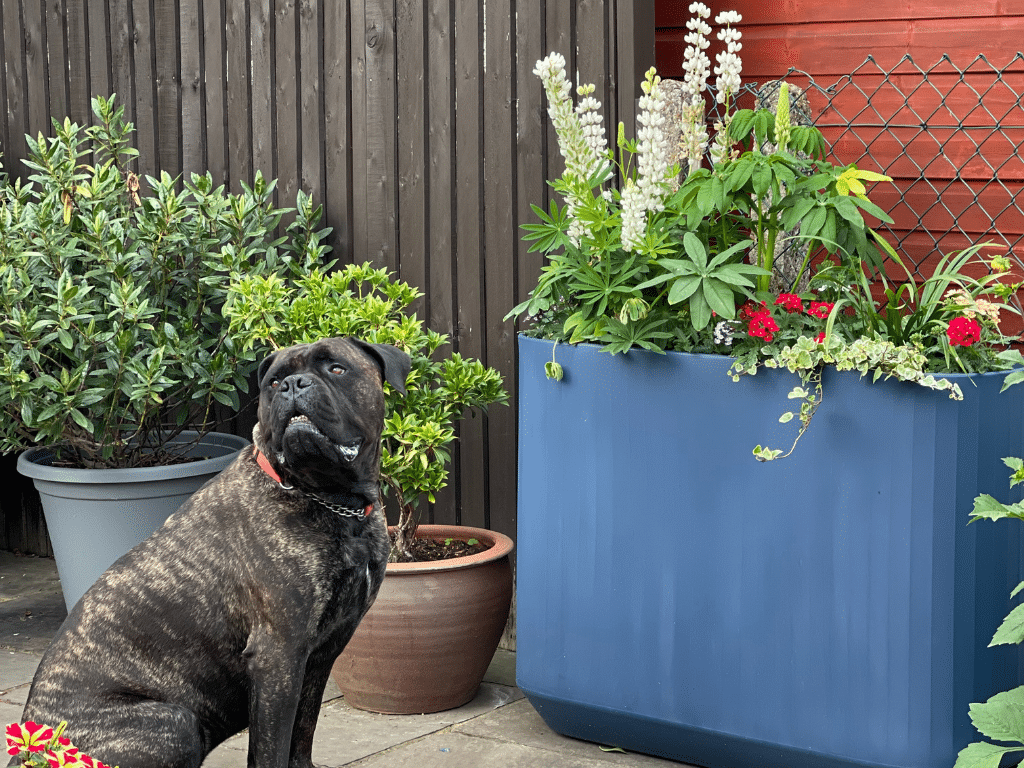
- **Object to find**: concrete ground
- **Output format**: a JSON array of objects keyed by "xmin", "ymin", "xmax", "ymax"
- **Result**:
[{"xmin": 1, "ymin": 551, "xmax": 689, "ymax": 767}]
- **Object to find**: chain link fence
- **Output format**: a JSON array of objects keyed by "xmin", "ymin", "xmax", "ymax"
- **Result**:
[{"xmin": 742, "ymin": 54, "xmax": 1024, "ymax": 280}]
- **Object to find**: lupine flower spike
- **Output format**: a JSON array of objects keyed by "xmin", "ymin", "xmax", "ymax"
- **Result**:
[{"xmin": 709, "ymin": 10, "xmax": 743, "ymax": 165}]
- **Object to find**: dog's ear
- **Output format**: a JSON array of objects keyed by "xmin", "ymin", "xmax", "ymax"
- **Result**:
[
  {"xmin": 350, "ymin": 338, "xmax": 411, "ymax": 395},
  {"xmin": 257, "ymin": 350, "xmax": 280, "ymax": 386}
]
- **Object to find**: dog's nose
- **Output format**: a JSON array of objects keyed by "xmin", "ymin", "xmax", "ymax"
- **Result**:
[{"xmin": 281, "ymin": 373, "xmax": 314, "ymax": 392}]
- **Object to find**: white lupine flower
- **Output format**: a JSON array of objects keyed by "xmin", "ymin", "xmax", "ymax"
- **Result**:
[
  {"xmin": 621, "ymin": 69, "xmax": 673, "ymax": 252},
  {"xmin": 576, "ymin": 92, "xmax": 608, "ymax": 163},
  {"xmin": 714, "ymin": 10, "xmax": 742, "ymax": 25},
  {"xmin": 534, "ymin": 53, "xmax": 610, "ymax": 247},
  {"xmin": 714, "ymin": 52, "xmax": 743, "ymax": 103},
  {"xmin": 619, "ymin": 179, "xmax": 645, "ymax": 252},
  {"xmin": 678, "ymin": 3, "xmax": 713, "ymax": 176}
]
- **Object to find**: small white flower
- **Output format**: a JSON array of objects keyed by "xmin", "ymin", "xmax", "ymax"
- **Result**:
[
  {"xmin": 714, "ymin": 10, "xmax": 742, "ymax": 25},
  {"xmin": 713, "ymin": 320, "xmax": 735, "ymax": 347},
  {"xmin": 688, "ymin": 2, "xmax": 710, "ymax": 17}
]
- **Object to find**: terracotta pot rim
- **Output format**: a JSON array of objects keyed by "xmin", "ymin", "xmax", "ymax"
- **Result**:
[{"xmin": 385, "ymin": 524, "xmax": 514, "ymax": 574}]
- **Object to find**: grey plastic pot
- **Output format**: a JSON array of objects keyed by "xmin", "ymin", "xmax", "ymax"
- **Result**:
[{"xmin": 17, "ymin": 431, "xmax": 251, "ymax": 610}]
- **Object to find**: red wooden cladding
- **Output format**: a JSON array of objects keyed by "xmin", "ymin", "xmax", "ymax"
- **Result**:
[{"xmin": 656, "ymin": 1, "xmax": 1024, "ymax": 76}]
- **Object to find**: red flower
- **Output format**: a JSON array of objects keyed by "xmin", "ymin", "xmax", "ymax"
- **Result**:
[
  {"xmin": 947, "ymin": 316, "xmax": 982, "ymax": 347},
  {"xmin": 808, "ymin": 301, "xmax": 835, "ymax": 319},
  {"xmin": 739, "ymin": 301, "xmax": 764, "ymax": 320},
  {"xmin": 6, "ymin": 722, "xmax": 54, "ymax": 755},
  {"xmin": 774, "ymin": 293, "xmax": 803, "ymax": 314},
  {"xmin": 815, "ymin": 332, "xmax": 826, "ymax": 344},
  {"xmin": 748, "ymin": 311, "xmax": 779, "ymax": 342}
]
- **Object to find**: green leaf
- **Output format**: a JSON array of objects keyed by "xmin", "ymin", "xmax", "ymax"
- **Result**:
[
  {"xmin": 970, "ymin": 686, "xmax": 1024, "ymax": 741},
  {"xmin": 689, "ymin": 289, "xmax": 712, "ymax": 330},
  {"xmin": 701, "ymin": 277, "xmax": 736, "ymax": 319},
  {"xmin": 751, "ymin": 163, "xmax": 773, "ymax": 198},
  {"xmin": 667, "ymin": 276, "xmax": 701, "ymax": 305},
  {"xmin": 682, "ymin": 232, "xmax": 707, "ymax": 269},
  {"xmin": 953, "ymin": 741, "xmax": 1022, "ymax": 768},
  {"xmin": 990, "ymin": 603, "xmax": 1024, "ymax": 647},
  {"xmin": 971, "ymin": 494, "xmax": 1024, "ymax": 523}
]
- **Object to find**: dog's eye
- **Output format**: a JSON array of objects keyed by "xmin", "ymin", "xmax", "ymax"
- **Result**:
[
  {"xmin": 269, "ymin": 378, "xmax": 280, "ymax": 389},
  {"xmin": 329, "ymin": 364, "xmax": 346, "ymax": 375}
]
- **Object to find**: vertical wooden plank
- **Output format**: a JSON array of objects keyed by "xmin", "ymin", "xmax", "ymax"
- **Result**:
[
  {"xmin": 515, "ymin": 0, "xmax": 547, "ymax": 323},
  {"xmin": 225, "ymin": 0, "xmax": 252, "ymax": 193},
  {"xmin": 86, "ymin": 0, "xmax": 111, "ymax": 102},
  {"xmin": 180, "ymin": 0, "xmax": 204, "ymax": 176},
  {"xmin": 3, "ymin": 0, "xmax": 29, "ymax": 172},
  {"xmin": 453, "ymin": 0, "xmax": 487, "ymax": 529},
  {"xmin": 274, "ymin": 0, "xmax": 299, "ymax": 211},
  {"xmin": 65, "ymin": 0, "xmax": 89, "ymax": 124},
  {"xmin": 0, "ymin": 0, "xmax": 10, "ymax": 166},
  {"xmin": 425, "ymin": 0, "xmax": 453, "ymax": 339},
  {"xmin": 250, "ymin": 0, "xmax": 273, "ymax": 184},
  {"xmin": 154, "ymin": 0, "xmax": 182, "ymax": 176},
  {"xmin": 425, "ymin": 0, "xmax": 457, "ymax": 524},
  {"xmin": 544, "ymin": 0, "xmax": 572, "ymax": 188},
  {"xmin": 614, "ymin": 0, "xmax": 654, "ymax": 142},
  {"xmin": 323, "ymin": 0, "xmax": 352, "ymax": 261},
  {"xmin": 298, "ymin": 0, "xmax": 323, "ymax": 202},
  {"xmin": 203, "ymin": 0, "xmax": 228, "ymax": 186},
  {"xmin": 392, "ymin": 0, "xmax": 434, "ymax": 527},
  {"xmin": 577, "ymin": 0, "xmax": 614, "ymax": 156},
  {"xmin": 349, "ymin": 0, "xmax": 369, "ymax": 263},
  {"xmin": 482, "ymin": 0, "xmax": 517, "ymax": 540},
  {"xmin": 131, "ymin": 0, "xmax": 158, "ymax": 182},
  {"xmin": 23, "ymin": 0, "xmax": 49, "ymax": 140},
  {"xmin": 360, "ymin": 0, "xmax": 397, "ymax": 270},
  {"xmin": 395, "ymin": 0, "xmax": 425, "ymax": 298},
  {"xmin": 44, "ymin": 0, "xmax": 69, "ymax": 123},
  {"xmin": 108, "ymin": 0, "xmax": 135, "ymax": 164}
]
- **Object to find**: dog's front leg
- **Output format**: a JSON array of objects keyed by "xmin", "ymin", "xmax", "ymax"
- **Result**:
[
  {"xmin": 286, "ymin": 647, "xmax": 337, "ymax": 768},
  {"xmin": 244, "ymin": 628, "xmax": 307, "ymax": 768}
]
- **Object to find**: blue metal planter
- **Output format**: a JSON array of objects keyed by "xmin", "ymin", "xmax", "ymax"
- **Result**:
[{"xmin": 516, "ymin": 334, "xmax": 1024, "ymax": 768}]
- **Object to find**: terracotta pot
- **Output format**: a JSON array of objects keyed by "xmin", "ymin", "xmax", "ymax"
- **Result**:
[{"xmin": 331, "ymin": 524, "xmax": 514, "ymax": 714}]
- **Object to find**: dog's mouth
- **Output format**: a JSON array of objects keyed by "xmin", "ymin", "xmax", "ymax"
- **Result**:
[{"xmin": 281, "ymin": 415, "xmax": 362, "ymax": 464}]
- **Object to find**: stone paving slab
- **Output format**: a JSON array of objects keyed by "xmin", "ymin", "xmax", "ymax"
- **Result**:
[
  {"xmin": 454, "ymin": 698, "xmax": 688, "ymax": 766},
  {"xmin": 201, "ymin": 683, "xmax": 524, "ymax": 768},
  {"xmin": 0, "ymin": 552, "xmax": 68, "ymax": 655},
  {"xmin": 1, "ymin": 650, "xmax": 41, "ymax": 708}
]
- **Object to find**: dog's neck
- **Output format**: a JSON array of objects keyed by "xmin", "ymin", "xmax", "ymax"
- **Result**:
[{"xmin": 251, "ymin": 426, "xmax": 373, "ymax": 519}]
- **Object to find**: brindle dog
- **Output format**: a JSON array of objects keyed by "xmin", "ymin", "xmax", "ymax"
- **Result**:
[{"xmin": 19, "ymin": 337, "xmax": 410, "ymax": 768}]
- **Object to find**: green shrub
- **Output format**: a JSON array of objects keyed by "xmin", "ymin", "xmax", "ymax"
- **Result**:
[
  {"xmin": 0, "ymin": 95, "xmax": 324, "ymax": 468},
  {"xmin": 226, "ymin": 262, "xmax": 508, "ymax": 561}
]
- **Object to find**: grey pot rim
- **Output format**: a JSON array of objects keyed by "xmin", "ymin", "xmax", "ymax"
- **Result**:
[{"xmin": 17, "ymin": 430, "xmax": 251, "ymax": 484}]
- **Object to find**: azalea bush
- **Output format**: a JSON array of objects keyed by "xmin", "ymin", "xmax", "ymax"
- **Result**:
[
  {"xmin": 6, "ymin": 721, "xmax": 114, "ymax": 768},
  {"xmin": 508, "ymin": 3, "xmax": 1023, "ymax": 459},
  {"xmin": 225, "ymin": 261, "xmax": 508, "ymax": 562}
]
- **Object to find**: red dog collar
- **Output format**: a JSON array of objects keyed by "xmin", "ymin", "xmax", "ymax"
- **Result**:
[{"xmin": 253, "ymin": 448, "xmax": 373, "ymax": 518}]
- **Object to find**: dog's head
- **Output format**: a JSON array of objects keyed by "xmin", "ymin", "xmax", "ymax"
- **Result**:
[{"xmin": 255, "ymin": 337, "xmax": 410, "ymax": 504}]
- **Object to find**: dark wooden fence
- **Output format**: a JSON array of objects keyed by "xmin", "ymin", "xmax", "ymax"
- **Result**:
[{"xmin": 0, "ymin": 0, "xmax": 655, "ymax": 584}]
